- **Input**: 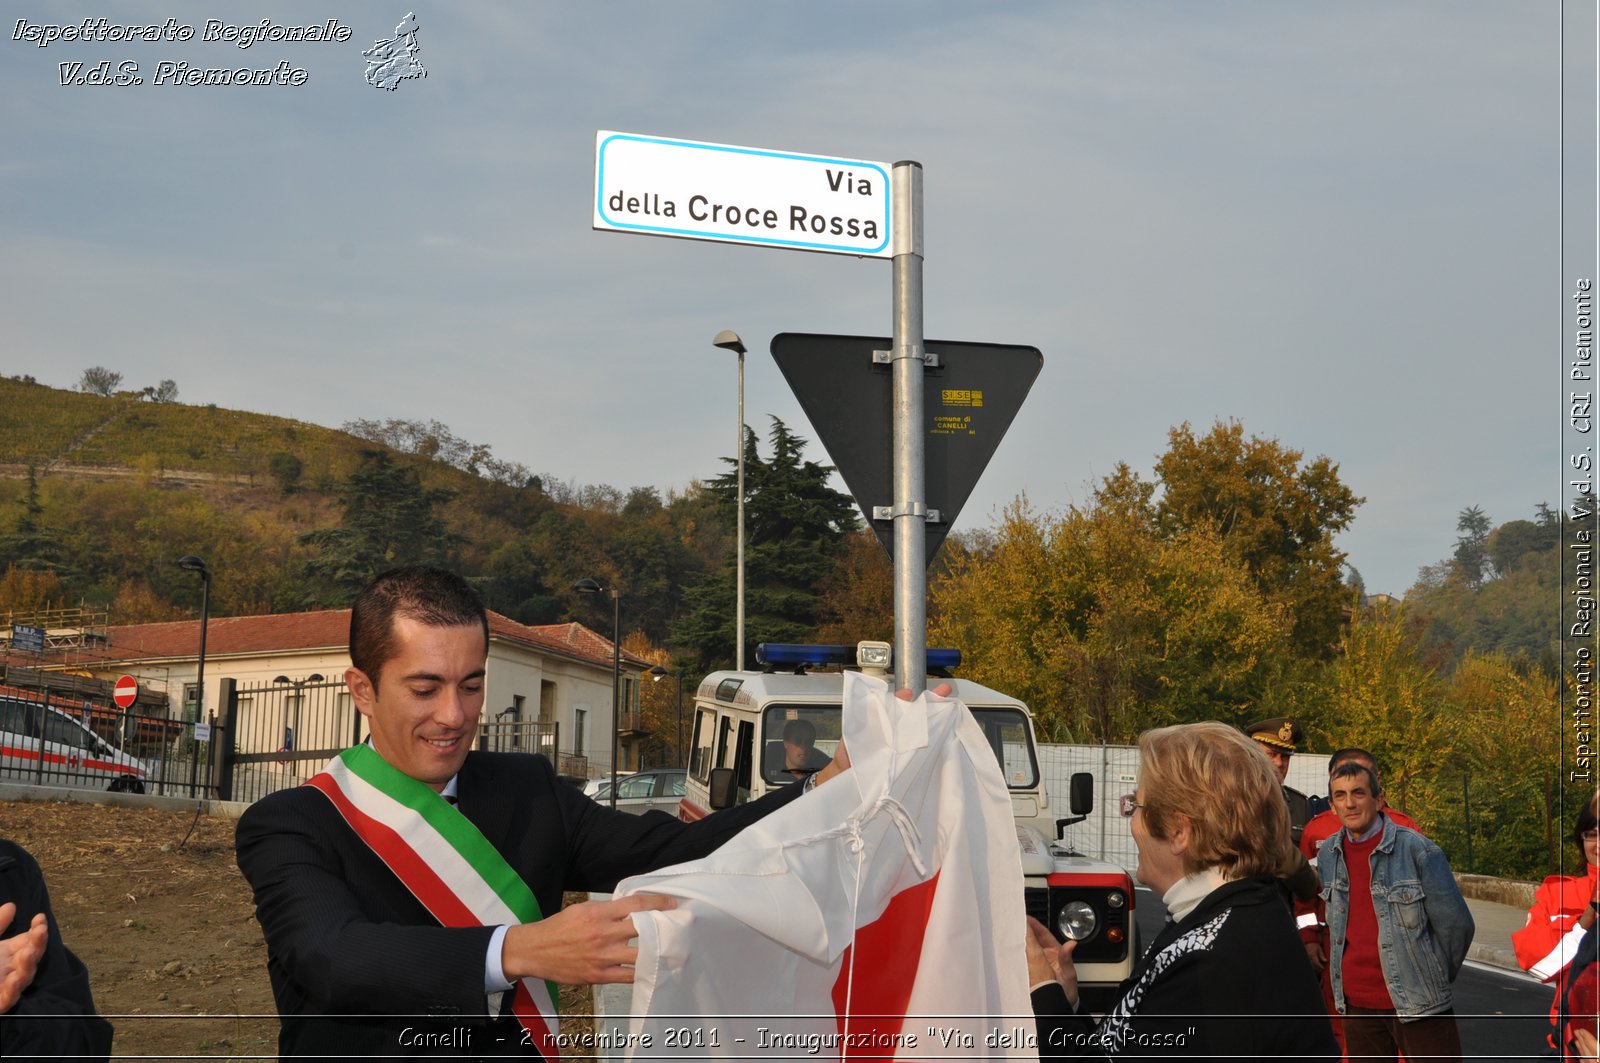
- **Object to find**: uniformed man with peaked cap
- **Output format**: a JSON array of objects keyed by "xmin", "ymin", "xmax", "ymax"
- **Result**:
[{"xmin": 1244, "ymin": 716, "xmax": 1318, "ymax": 901}]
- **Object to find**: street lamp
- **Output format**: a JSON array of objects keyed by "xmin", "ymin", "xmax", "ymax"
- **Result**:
[
  {"xmin": 648, "ymin": 664, "xmax": 685, "ymax": 769},
  {"xmin": 177, "ymin": 554, "xmax": 210, "ymax": 798},
  {"xmin": 712, "ymin": 329, "xmax": 747, "ymax": 671},
  {"xmin": 574, "ymin": 578, "xmax": 621, "ymax": 809}
]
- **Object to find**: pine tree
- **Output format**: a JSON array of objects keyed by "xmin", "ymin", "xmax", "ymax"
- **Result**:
[
  {"xmin": 296, "ymin": 450, "xmax": 461, "ymax": 605},
  {"xmin": 672, "ymin": 419, "xmax": 858, "ymax": 669}
]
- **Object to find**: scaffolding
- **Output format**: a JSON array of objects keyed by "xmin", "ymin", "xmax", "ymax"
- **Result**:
[{"xmin": 1, "ymin": 605, "xmax": 110, "ymax": 651}]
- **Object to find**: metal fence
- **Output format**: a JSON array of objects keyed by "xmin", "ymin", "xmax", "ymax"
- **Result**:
[
  {"xmin": 0, "ymin": 690, "xmax": 214, "ymax": 797},
  {"xmin": 215, "ymin": 677, "xmax": 565, "ymax": 804},
  {"xmin": 219, "ymin": 676, "xmax": 358, "ymax": 803},
  {"xmin": 1037, "ymin": 743, "xmax": 1333, "ymax": 876}
]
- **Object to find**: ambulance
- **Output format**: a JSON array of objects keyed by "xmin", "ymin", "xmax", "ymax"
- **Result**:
[
  {"xmin": 0, "ymin": 694, "xmax": 149, "ymax": 793},
  {"xmin": 678, "ymin": 641, "xmax": 1136, "ymax": 996}
]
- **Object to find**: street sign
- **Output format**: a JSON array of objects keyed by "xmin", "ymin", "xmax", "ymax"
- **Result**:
[
  {"xmin": 12, "ymin": 624, "xmax": 44, "ymax": 653},
  {"xmin": 113, "ymin": 674, "xmax": 138, "ymax": 709},
  {"xmin": 593, "ymin": 131, "xmax": 893, "ymax": 257},
  {"xmin": 771, "ymin": 333, "xmax": 1044, "ymax": 563}
]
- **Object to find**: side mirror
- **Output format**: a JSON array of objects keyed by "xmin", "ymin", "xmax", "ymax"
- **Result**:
[
  {"xmin": 708, "ymin": 767, "xmax": 738, "ymax": 810},
  {"xmin": 1068, "ymin": 772, "xmax": 1095, "ymax": 815},
  {"xmin": 1056, "ymin": 771, "xmax": 1096, "ymax": 839}
]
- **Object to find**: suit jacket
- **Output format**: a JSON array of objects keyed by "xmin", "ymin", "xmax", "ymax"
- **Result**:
[
  {"xmin": 235, "ymin": 751, "xmax": 804, "ymax": 1059},
  {"xmin": 0, "ymin": 839, "xmax": 114, "ymax": 1059}
]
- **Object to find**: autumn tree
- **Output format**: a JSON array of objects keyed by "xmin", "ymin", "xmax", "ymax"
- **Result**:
[
  {"xmin": 623, "ymin": 631, "xmax": 693, "ymax": 769},
  {"xmin": 930, "ymin": 495, "xmax": 1291, "ymax": 743},
  {"xmin": 1430, "ymin": 653, "xmax": 1561, "ymax": 877},
  {"xmin": 111, "ymin": 578, "xmax": 185, "ymax": 623},
  {"xmin": 814, "ymin": 529, "xmax": 895, "ymax": 645},
  {"xmin": 0, "ymin": 566, "xmax": 65, "ymax": 617},
  {"xmin": 1408, "ymin": 502, "xmax": 1565, "ymax": 673},
  {"xmin": 1141, "ymin": 421, "xmax": 1363, "ymax": 658},
  {"xmin": 77, "ymin": 366, "xmax": 122, "ymax": 396},
  {"xmin": 1302, "ymin": 601, "xmax": 1449, "ymax": 819},
  {"xmin": 1489, "ymin": 507, "xmax": 1562, "ymax": 575},
  {"xmin": 140, "ymin": 379, "xmax": 180, "ymax": 403}
]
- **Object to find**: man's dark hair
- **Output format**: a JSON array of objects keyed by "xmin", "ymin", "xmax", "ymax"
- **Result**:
[
  {"xmin": 1328, "ymin": 747, "xmax": 1379, "ymax": 774},
  {"xmin": 783, "ymin": 719, "xmax": 816, "ymax": 747},
  {"xmin": 1329, "ymin": 760, "xmax": 1381, "ymax": 798},
  {"xmin": 349, "ymin": 567, "xmax": 489, "ymax": 687}
]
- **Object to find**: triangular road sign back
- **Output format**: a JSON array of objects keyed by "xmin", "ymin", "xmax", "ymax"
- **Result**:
[{"xmin": 771, "ymin": 333, "xmax": 1043, "ymax": 563}]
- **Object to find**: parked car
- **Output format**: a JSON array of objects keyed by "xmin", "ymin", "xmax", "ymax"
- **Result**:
[
  {"xmin": 584, "ymin": 768, "xmax": 687, "ymax": 815},
  {"xmin": 0, "ymin": 695, "xmax": 149, "ymax": 793},
  {"xmin": 582, "ymin": 771, "xmax": 633, "ymax": 800}
]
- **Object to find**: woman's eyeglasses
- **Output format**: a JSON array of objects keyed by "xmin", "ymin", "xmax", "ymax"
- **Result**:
[{"xmin": 1118, "ymin": 794, "xmax": 1146, "ymax": 818}]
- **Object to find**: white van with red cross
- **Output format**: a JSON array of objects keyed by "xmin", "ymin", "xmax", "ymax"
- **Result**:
[
  {"xmin": 678, "ymin": 641, "xmax": 1137, "ymax": 997},
  {"xmin": 0, "ymin": 693, "xmax": 149, "ymax": 793}
]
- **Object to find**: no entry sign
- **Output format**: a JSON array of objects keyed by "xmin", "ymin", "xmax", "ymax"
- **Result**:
[{"xmin": 112, "ymin": 674, "xmax": 138, "ymax": 709}]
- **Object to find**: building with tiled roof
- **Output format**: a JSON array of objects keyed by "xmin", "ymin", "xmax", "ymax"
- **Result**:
[{"xmin": 35, "ymin": 608, "xmax": 650, "ymax": 800}]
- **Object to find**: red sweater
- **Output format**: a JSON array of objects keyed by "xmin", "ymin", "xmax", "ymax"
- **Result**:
[
  {"xmin": 1296, "ymin": 805, "xmax": 1421, "ymax": 945},
  {"xmin": 1340, "ymin": 827, "xmax": 1395, "ymax": 1009}
]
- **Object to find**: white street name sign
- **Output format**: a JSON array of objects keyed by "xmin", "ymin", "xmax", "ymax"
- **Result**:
[{"xmin": 593, "ymin": 130, "xmax": 893, "ymax": 258}]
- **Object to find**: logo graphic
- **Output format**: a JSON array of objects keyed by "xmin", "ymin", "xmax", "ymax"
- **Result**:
[{"xmin": 363, "ymin": 12, "xmax": 425, "ymax": 90}]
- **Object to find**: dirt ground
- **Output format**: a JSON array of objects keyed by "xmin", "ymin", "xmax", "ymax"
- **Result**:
[{"xmin": 2, "ymin": 798, "xmax": 597, "ymax": 1060}]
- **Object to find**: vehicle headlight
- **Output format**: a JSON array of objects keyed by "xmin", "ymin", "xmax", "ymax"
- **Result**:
[{"xmin": 1055, "ymin": 900, "xmax": 1098, "ymax": 941}]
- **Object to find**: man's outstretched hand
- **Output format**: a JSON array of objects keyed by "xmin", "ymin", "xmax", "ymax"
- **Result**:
[{"xmin": 0, "ymin": 902, "xmax": 48, "ymax": 1012}]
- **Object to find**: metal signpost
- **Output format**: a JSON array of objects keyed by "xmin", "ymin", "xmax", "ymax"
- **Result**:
[{"xmin": 595, "ymin": 134, "xmax": 1035, "ymax": 694}]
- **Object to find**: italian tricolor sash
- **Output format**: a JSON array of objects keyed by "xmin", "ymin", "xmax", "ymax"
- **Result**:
[{"xmin": 307, "ymin": 745, "xmax": 560, "ymax": 1059}]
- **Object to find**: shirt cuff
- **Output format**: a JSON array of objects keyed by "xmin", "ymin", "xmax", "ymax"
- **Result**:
[{"xmin": 486, "ymin": 925, "xmax": 514, "ymax": 992}]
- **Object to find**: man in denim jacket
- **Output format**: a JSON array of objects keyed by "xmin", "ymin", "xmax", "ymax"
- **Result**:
[{"xmin": 1317, "ymin": 761, "xmax": 1473, "ymax": 1063}]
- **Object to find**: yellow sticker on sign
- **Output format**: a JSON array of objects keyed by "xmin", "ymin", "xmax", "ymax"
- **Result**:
[{"xmin": 942, "ymin": 389, "xmax": 984, "ymax": 407}]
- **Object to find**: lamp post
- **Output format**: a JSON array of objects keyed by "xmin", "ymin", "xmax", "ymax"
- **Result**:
[
  {"xmin": 648, "ymin": 665, "xmax": 684, "ymax": 769},
  {"xmin": 574, "ymin": 578, "xmax": 621, "ymax": 809},
  {"xmin": 712, "ymin": 329, "xmax": 747, "ymax": 671},
  {"xmin": 177, "ymin": 555, "xmax": 210, "ymax": 798}
]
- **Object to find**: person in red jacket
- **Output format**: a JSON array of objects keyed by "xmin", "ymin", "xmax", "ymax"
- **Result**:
[
  {"xmin": 1295, "ymin": 748, "xmax": 1421, "ymax": 1056},
  {"xmin": 1514, "ymin": 791, "xmax": 1600, "ymax": 1056}
]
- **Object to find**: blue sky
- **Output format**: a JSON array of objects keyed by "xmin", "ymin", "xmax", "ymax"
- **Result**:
[{"xmin": 1, "ymin": 2, "xmax": 1577, "ymax": 596}]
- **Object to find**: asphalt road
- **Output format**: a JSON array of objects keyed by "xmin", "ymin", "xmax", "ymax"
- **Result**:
[{"xmin": 1132, "ymin": 887, "xmax": 1555, "ymax": 1062}]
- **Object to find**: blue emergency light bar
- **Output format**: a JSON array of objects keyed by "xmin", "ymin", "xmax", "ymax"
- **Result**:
[{"xmin": 754, "ymin": 643, "xmax": 963, "ymax": 671}]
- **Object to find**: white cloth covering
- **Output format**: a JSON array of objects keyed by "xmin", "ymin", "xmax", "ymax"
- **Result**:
[{"xmin": 617, "ymin": 672, "xmax": 1034, "ymax": 1060}]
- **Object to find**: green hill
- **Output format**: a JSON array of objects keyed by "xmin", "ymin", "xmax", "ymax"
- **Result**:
[{"xmin": 0, "ymin": 377, "xmax": 566, "ymax": 621}]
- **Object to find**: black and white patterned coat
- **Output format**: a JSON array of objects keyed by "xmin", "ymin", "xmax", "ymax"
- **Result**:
[{"xmin": 1032, "ymin": 876, "xmax": 1338, "ymax": 1061}]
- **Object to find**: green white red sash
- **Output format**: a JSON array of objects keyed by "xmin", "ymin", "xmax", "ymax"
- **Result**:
[{"xmin": 307, "ymin": 745, "xmax": 559, "ymax": 1058}]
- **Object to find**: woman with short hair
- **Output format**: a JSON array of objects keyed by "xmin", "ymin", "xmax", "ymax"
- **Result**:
[{"xmin": 1030, "ymin": 721, "xmax": 1337, "ymax": 1060}]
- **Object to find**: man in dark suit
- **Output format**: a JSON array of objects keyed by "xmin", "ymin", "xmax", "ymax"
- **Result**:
[{"xmin": 236, "ymin": 567, "xmax": 832, "ymax": 1058}]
